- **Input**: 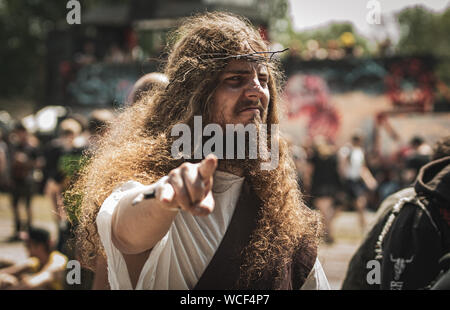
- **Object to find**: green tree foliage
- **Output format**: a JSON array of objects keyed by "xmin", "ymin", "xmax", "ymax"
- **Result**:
[
  {"xmin": 0, "ymin": 0, "xmax": 124, "ymax": 100},
  {"xmin": 396, "ymin": 5, "xmax": 450, "ymax": 57},
  {"xmin": 258, "ymin": 0, "xmax": 294, "ymax": 45},
  {"xmin": 0, "ymin": 0, "xmax": 67, "ymax": 98},
  {"xmin": 290, "ymin": 22, "xmax": 370, "ymax": 57},
  {"xmin": 396, "ymin": 5, "xmax": 450, "ymax": 85}
]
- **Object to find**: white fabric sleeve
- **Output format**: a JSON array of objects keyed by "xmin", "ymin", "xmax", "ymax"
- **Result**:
[
  {"xmin": 95, "ymin": 180, "xmax": 172, "ymax": 290},
  {"xmin": 300, "ymin": 258, "xmax": 331, "ymax": 290}
]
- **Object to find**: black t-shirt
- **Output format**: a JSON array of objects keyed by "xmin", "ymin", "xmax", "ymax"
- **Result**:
[
  {"xmin": 44, "ymin": 139, "xmax": 85, "ymax": 187},
  {"xmin": 309, "ymin": 150, "xmax": 341, "ymax": 196},
  {"xmin": 9, "ymin": 142, "xmax": 38, "ymax": 180}
]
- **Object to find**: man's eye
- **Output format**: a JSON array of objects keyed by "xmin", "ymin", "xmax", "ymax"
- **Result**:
[
  {"xmin": 226, "ymin": 76, "xmax": 242, "ymax": 82},
  {"xmin": 259, "ymin": 78, "xmax": 268, "ymax": 86}
]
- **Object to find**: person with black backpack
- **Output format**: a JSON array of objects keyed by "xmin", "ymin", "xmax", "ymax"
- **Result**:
[
  {"xmin": 7, "ymin": 124, "xmax": 38, "ymax": 242},
  {"xmin": 342, "ymin": 135, "xmax": 450, "ymax": 290}
]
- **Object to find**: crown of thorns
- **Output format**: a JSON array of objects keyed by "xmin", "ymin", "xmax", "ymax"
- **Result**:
[
  {"xmin": 195, "ymin": 48, "xmax": 289, "ymax": 63},
  {"xmin": 166, "ymin": 48, "xmax": 289, "ymax": 87}
]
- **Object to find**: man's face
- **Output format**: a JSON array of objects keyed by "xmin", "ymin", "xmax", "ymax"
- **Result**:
[{"xmin": 210, "ymin": 59, "xmax": 270, "ymax": 126}]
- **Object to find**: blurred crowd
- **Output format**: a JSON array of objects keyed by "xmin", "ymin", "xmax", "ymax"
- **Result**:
[
  {"xmin": 0, "ymin": 109, "xmax": 115, "ymax": 287},
  {"xmin": 74, "ymin": 41, "xmax": 145, "ymax": 68},
  {"xmin": 0, "ymin": 106, "xmax": 446, "ymax": 290},
  {"xmin": 0, "ymin": 72, "xmax": 171, "ymax": 290},
  {"xmin": 0, "ymin": 109, "xmax": 439, "ymax": 247},
  {"xmin": 0, "ymin": 109, "xmax": 115, "ymax": 232},
  {"xmin": 290, "ymin": 132, "xmax": 436, "ymax": 243},
  {"xmin": 0, "ymin": 70, "xmax": 447, "ymax": 289}
]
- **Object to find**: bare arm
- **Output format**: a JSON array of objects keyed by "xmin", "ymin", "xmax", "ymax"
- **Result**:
[
  {"xmin": 111, "ymin": 154, "xmax": 218, "ymax": 255},
  {"xmin": 0, "ymin": 259, "xmax": 35, "ymax": 277},
  {"xmin": 111, "ymin": 184, "xmax": 179, "ymax": 255},
  {"xmin": 8, "ymin": 255, "xmax": 67, "ymax": 290},
  {"xmin": 360, "ymin": 165, "xmax": 378, "ymax": 191}
]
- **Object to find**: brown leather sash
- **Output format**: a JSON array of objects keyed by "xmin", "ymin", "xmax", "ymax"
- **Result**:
[{"xmin": 194, "ymin": 181, "xmax": 317, "ymax": 290}]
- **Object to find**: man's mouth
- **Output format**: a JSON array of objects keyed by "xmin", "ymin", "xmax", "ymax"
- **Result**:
[{"xmin": 239, "ymin": 106, "xmax": 262, "ymax": 115}]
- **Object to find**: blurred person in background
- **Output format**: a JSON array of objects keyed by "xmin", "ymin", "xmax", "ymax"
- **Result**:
[
  {"xmin": 43, "ymin": 118, "xmax": 86, "ymax": 255},
  {"xmin": 75, "ymin": 42, "xmax": 97, "ymax": 67},
  {"xmin": 0, "ymin": 227, "xmax": 68, "ymax": 290},
  {"xmin": 0, "ymin": 128, "xmax": 10, "ymax": 194},
  {"xmin": 50, "ymin": 111, "xmax": 115, "ymax": 290},
  {"xmin": 105, "ymin": 44, "xmax": 127, "ymax": 63},
  {"xmin": 339, "ymin": 132, "xmax": 377, "ymax": 234},
  {"xmin": 126, "ymin": 72, "xmax": 169, "ymax": 106},
  {"xmin": 86, "ymin": 109, "xmax": 115, "ymax": 148},
  {"xmin": 402, "ymin": 135, "xmax": 432, "ymax": 186},
  {"xmin": 7, "ymin": 124, "xmax": 38, "ymax": 242},
  {"xmin": 342, "ymin": 135, "xmax": 450, "ymax": 290},
  {"xmin": 84, "ymin": 109, "xmax": 115, "ymax": 290},
  {"xmin": 290, "ymin": 142, "xmax": 308, "ymax": 193},
  {"xmin": 375, "ymin": 163, "xmax": 401, "ymax": 203},
  {"xmin": 308, "ymin": 136, "xmax": 342, "ymax": 244}
]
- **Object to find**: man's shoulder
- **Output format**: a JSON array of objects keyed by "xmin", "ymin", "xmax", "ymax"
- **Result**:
[
  {"xmin": 341, "ymin": 187, "xmax": 416, "ymax": 290},
  {"xmin": 374, "ymin": 187, "xmax": 416, "ymax": 221}
]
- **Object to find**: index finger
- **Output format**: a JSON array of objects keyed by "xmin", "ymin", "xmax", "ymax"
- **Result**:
[{"xmin": 198, "ymin": 154, "xmax": 218, "ymax": 180}]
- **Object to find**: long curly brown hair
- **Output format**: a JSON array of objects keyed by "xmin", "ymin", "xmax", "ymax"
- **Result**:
[{"xmin": 67, "ymin": 11, "xmax": 321, "ymax": 284}]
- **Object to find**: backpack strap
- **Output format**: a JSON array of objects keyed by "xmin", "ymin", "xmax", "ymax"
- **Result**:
[
  {"xmin": 374, "ymin": 197, "xmax": 413, "ymax": 260},
  {"xmin": 374, "ymin": 195, "xmax": 441, "ymax": 260}
]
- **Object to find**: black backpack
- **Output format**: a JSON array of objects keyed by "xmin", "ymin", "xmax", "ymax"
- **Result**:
[{"xmin": 342, "ymin": 188, "xmax": 450, "ymax": 290}]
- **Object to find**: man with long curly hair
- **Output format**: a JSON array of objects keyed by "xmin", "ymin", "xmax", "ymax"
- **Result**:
[{"xmin": 69, "ymin": 12, "xmax": 329, "ymax": 290}]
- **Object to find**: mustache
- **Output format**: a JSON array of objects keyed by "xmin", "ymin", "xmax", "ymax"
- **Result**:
[{"xmin": 234, "ymin": 100, "xmax": 264, "ymax": 114}]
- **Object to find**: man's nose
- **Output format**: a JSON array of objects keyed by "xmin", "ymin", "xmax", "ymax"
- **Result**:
[{"xmin": 244, "ymin": 77, "xmax": 265, "ymax": 100}]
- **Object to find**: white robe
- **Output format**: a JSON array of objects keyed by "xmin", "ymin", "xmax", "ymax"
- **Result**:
[{"xmin": 96, "ymin": 170, "xmax": 330, "ymax": 290}]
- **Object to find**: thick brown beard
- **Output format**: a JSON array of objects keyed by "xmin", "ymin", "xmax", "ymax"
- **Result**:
[
  {"xmin": 237, "ymin": 138, "xmax": 322, "ymax": 288},
  {"xmin": 207, "ymin": 113, "xmax": 264, "ymax": 176}
]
